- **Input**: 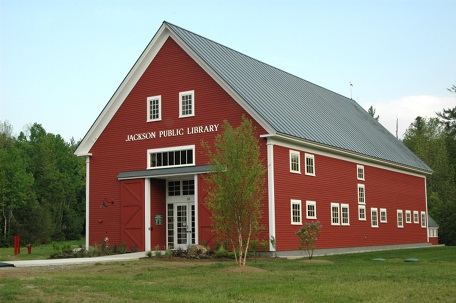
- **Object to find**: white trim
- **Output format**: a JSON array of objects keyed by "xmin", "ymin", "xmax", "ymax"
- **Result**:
[
  {"xmin": 305, "ymin": 153, "xmax": 315, "ymax": 176},
  {"xmin": 147, "ymin": 95, "xmax": 161, "ymax": 122},
  {"xmin": 380, "ymin": 208, "xmax": 387, "ymax": 223},
  {"xmin": 397, "ymin": 209, "xmax": 404, "ymax": 228},
  {"xmin": 147, "ymin": 145, "xmax": 195, "ymax": 169},
  {"xmin": 341, "ymin": 203, "xmax": 350, "ymax": 226},
  {"xmin": 331, "ymin": 203, "xmax": 340, "ymax": 226},
  {"xmin": 144, "ymin": 178, "xmax": 151, "ymax": 251},
  {"xmin": 405, "ymin": 210, "xmax": 411, "ymax": 223},
  {"xmin": 179, "ymin": 90, "xmax": 195, "ymax": 118},
  {"xmin": 358, "ymin": 205, "xmax": 366, "ymax": 221},
  {"xmin": 358, "ymin": 184, "xmax": 365, "ymax": 204},
  {"xmin": 306, "ymin": 200, "xmax": 317, "ymax": 219},
  {"xmin": 267, "ymin": 141, "xmax": 276, "ymax": 252},
  {"xmin": 424, "ymin": 178, "xmax": 429, "ymax": 241},
  {"xmin": 357, "ymin": 164, "xmax": 365, "ymax": 181},
  {"xmin": 290, "ymin": 199, "xmax": 302, "ymax": 225},
  {"xmin": 194, "ymin": 174, "xmax": 199, "ymax": 245},
  {"xmin": 413, "ymin": 210, "xmax": 419, "ymax": 224},
  {"xmin": 85, "ymin": 155, "xmax": 91, "ymax": 250},
  {"xmin": 371, "ymin": 207, "xmax": 378, "ymax": 228},
  {"xmin": 421, "ymin": 211, "xmax": 426, "ymax": 228},
  {"xmin": 289, "ymin": 150, "xmax": 301, "ymax": 174}
]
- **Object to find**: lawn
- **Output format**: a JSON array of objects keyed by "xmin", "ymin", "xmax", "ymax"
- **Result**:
[
  {"xmin": 0, "ymin": 239, "xmax": 85, "ymax": 261},
  {"xmin": 0, "ymin": 246, "xmax": 455, "ymax": 302}
]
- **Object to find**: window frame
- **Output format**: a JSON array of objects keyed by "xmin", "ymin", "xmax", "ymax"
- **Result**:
[
  {"xmin": 147, "ymin": 145, "xmax": 195, "ymax": 169},
  {"xmin": 358, "ymin": 205, "xmax": 366, "ymax": 221},
  {"xmin": 357, "ymin": 165, "xmax": 365, "ymax": 181},
  {"xmin": 380, "ymin": 208, "xmax": 387, "ymax": 223},
  {"xmin": 179, "ymin": 90, "xmax": 195, "ymax": 118},
  {"xmin": 291, "ymin": 199, "xmax": 302, "ymax": 225},
  {"xmin": 413, "ymin": 210, "xmax": 419, "ymax": 224},
  {"xmin": 289, "ymin": 150, "xmax": 301, "ymax": 174},
  {"xmin": 405, "ymin": 210, "xmax": 411, "ymax": 224},
  {"xmin": 397, "ymin": 209, "xmax": 404, "ymax": 228},
  {"xmin": 421, "ymin": 211, "xmax": 426, "ymax": 228},
  {"xmin": 331, "ymin": 203, "xmax": 340, "ymax": 226},
  {"xmin": 341, "ymin": 203, "xmax": 350, "ymax": 226},
  {"xmin": 371, "ymin": 207, "xmax": 379, "ymax": 227},
  {"xmin": 358, "ymin": 184, "xmax": 365, "ymax": 204},
  {"xmin": 147, "ymin": 95, "xmax": 161, "ymax": 122},
  {"xmin": 305, "ymin": 153, "xmax": 316, "ymax": 176},
  {"xmin": 306, "ymin": 200, "xmax": 317, "ymax": 219}
]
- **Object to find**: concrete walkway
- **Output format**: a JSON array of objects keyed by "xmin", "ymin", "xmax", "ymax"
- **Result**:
[{"xmin": 3, "ymin": 252, "xmax": 147, "ymax": 268}]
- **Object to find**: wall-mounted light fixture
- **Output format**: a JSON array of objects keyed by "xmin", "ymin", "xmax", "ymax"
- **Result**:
[{"xmin": 100, "ymin": 198, "xmax": 114, "ymax": 208}]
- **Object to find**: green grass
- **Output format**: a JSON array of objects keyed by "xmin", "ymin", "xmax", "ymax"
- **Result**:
[
  {"xmin": 0, "ymin": 246, "xmax": 455, "ymax": 302},
  {"xmin": 0, "ymin": 238, "xmax": 85, "ymax": 261}
]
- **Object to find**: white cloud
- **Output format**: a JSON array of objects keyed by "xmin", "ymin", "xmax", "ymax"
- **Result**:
[{"xmin": 370, "ymin": 95, "xmax": 455, "ymax": 139}]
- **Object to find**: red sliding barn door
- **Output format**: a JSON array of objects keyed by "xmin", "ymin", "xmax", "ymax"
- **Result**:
[{"xmin": 121, "ymin": 179, "xmax": 145, "ymax": 251}]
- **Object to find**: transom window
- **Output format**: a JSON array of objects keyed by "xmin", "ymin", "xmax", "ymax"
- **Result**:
[
  {"xmin": 168, "ymin": 180, "xmax": 195, "ymax": 196},
  {"xmin": 357, "ymin": 165, "xmax": 365, "ymax": 180},
  {"xmin": 291, "ymin": 200, "xmax": 302, "ymax": 225},
  {"xmin": 305, "ymin": 154, "xmax": 315, "ymax": 176},
  {"xmin": 182, "ymin": 180, "xmax": 195, "ymax": 195},
  {"xmin": 179, "ymin": 90, "xmax": 195, "ymax": 118},
  {"xmin": 168, "ymin": 181, "xmax": 181, "ymax": 196},
  {"xmin": 290, "ymin": 150, "xmax": 300, "ymax": 173},
  {"xmin": 358, "ymin": 184, "xmax": 365, "ymax": 204},
  {"xmin": 358, "ymin": 205, "xmax": 366, "ymax": 221},
  {"xmin": 380, "ymin": 208, "xmax": 387, "ymax": 223},
  {"xmin": 147, "ymin": 96, "xmax": 161, "ymax": 122},
  {"xmin": 371, "ymin": 208, "xmax": 378, "ymax": 227},
  {"xmin": 148, "ymin": 145, "xmax": 195, "ymax": 169},
  {"xmin": 306, "ymin": 201, "xmax": 317, "ymax": 219},
  {"xmin": 397, "ymin": 210, "xmax": 404, "ymax": 228}
]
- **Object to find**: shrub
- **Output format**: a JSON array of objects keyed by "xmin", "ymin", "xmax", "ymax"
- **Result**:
[{"xmin": 296, "ymin": 221, "xmax": 322, "ymax": 259}]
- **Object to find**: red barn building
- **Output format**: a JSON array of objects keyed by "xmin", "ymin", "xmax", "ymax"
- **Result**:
[{"xmin": 75, "ymin": 22, "xmax": 432, "ymax": 255}]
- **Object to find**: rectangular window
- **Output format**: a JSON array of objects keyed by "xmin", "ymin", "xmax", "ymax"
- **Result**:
[
  {"xmin": 406, "ymin": 210, "xmax": 411, "ymax": 223},
  {"xmin": 305, "ymin": 153, "xmax": 315, "ymax": 176},
  {"xmin": 357, "ymin": 165, "xmax": 365, "ymax": 180},
  {"xmin": 331, "ymin": 203, "xmax": 340, "ymax": 225},
  {"xmin": 148, "ymin": 145, "xmax": 195, "ymax": 169},
  {"xmin": 397, "ymin": 210, "xmax": 403, "ymax": 228},
  {"xmin": 182, "ymin": 180, "xmax": 195, "ymax": 195},
  {"xmin": 291, "ymin": 200, "xmax": 302, "ymax": 225},
  {"xmin": 179, "ymin": 90, "xmax": 194, "ymax": 117},
  {"xmin": 358, "ymin": 205, "xmax": 366, "ymax": 221},
  {"xmin": 306, "ymin": 201, "xmax": 317, "ymax": 219},
  {"xmin": 413, "ymin": 210, "xmax": 419, "ymax": 224},
  {"xmin": 371, "ymin": 208, "xmax": 378, "ymax": 227},
  {"xmin": 380, "ymin": 208, "xmax": 387, "ymax": 223},
  {"xmin": 358, "ymin": 184, "xmax": 365, "ymax": 204},
  {"xmin": 147, "ymin": 96, "xmax": 161, "ymax": 122},
  {"xmin": 168, "ymin": 181, "xmax": 181, "ymax": 196},
  {"xmin": 341, "ymin": 204, "xmax": 350, "ymax": 225},
  {"xmin": 290, "ymin": 150, "xmax": 300, "ymax": 173},
  {"xmin": 421, "ymin": 211, "xmax": 426, "ymax": 228}
]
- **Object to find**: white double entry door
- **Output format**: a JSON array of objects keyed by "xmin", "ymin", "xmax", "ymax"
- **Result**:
[{"xmin": 166, "ymin": 179, "xmax": 195, "ymax": 250}]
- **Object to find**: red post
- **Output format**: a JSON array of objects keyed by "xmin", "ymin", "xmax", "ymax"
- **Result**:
[
  {"xmin": 26, "ymin": 244, "xmax": 32, "ymax": 254},
  {"xmin": 14, "ymin": 235, "xmax": 20, "ymax": 255}
]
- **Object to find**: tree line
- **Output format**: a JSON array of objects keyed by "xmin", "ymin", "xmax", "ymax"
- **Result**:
[{"xmin": 0, "ymin": 122, "xmax": 85, "ymax": 247}]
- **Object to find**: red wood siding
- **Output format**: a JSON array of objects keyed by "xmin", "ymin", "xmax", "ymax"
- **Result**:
[
  {"xmin": 150, "ymin": 179, "xmax": 166, "ymax": 249},
  {"xmin": 273, "ymin": 145, "xmax": 427, "ymax": 251},
  {"xmin": 88, "ymin": 37, "xmax": 269, "ymax": 248}
]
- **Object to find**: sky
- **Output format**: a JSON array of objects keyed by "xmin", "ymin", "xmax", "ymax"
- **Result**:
[{"xmin": 1, "ymin": 0, "xmax": 455, "ymax": 142}]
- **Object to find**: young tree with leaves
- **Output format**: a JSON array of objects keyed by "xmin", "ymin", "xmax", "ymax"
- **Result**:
[{"xmin": 202, "ymin": 116, "xmax": 266, "ymax": 266}]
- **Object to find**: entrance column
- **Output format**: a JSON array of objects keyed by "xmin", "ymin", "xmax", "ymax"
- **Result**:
[{"xmin": 145, "ymin": 178, "xmax": 151, "ymax": 252}]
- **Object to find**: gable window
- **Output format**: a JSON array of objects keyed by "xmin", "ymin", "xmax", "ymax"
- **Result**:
[
  {"xmin": 331, "ymin": 203, "xmax": 340, "ymax": 225},
  {"xmin": 357, "ymin": 165, "xmax": 365, "ymax": 180},
  {"xmin": 306, "ymin": 201, "xmax": 317, "ymax": 219},
  {"xmin": 397, "ymin": 210, "xmax": 404, "ymax": 228},
  {"xmin": 179, "ymin": 90, "xmax": 195, "ymax": 117},
  {"xmin": 413, "ymin": 210, "xmax": 419, "ymax": 224},
  {"xmin": 291, "ymin": 200, "xmax": 302, "ymax": 225},
  {"xmin": 290, "ymin": 150, "xmax": 300, "ymax": 173},
  {"xmin": 406, "ymin": 210, "xmax": 411, "ymax": 223},
  {"xmin": 341, "ymin": 204, "xmax": 350, "ymax": 226},
  {"xmin": 147, "ymin": 95, "xmax": 161, "ymax": 121},
  {"xmin": 358, "ymin": 184, "xmax": 365, "ymax": 204},
  {"xmin": 305, "ymin": 153, "xmax": 315, "ymax": 176},
  {"xmin": 148, "ymin": 145, "xmax": 195, "ymax": 169},
  {"xmin": 358, "ymin": 205, "xmax": 366, "ymax": 221},
  {"xmin": 371, "ymin": 208, "xmax": 378, "ymax": 227},
  {"xmin": 380, "ymin": 208, "xmax": 387, "ymax": 223},
  {"xmin": 421, "ymin": 211, "xmax": 426, "ymax": 228}
]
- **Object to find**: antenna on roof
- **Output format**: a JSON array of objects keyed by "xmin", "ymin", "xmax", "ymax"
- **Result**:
[{"xmin": 349, "ymin": 82, "xmax": 353, "ymax": 99}]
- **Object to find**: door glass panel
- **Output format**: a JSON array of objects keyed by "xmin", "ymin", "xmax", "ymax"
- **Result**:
[{"xmin": 176, "ymin": 205, "xmax": 188, "ymax": 245}]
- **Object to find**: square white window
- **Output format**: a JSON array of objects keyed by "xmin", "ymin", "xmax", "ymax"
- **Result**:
[
  {"xmin": 358, "ymin": 184, "xmax": 365, "ymax": 204},
  {"xmin": 305, "ymin": 153, "xmax": 315, "ymax": 176},
  {"xmin": 179, "ymin": 90, "xmax": 195, "ymax": 118},
  {"xmin": 413, "ymin": 210, "xmax": 419, "ymax": 224},
  {"xmin": 290, "ymin": 150, "xmax": 301, "ymax": 173},
  {"xmin": 380, "ymin": 208, "xmax": 387, "ymax": 223},
  {"xmin": 421, "ymin": 211, "xmax": 426, "ymax": 228},
  {"xmin": 291, "ymin": 200, "xmax": 302, "ymax": 225},
  {"xmin": 358, "ymin": 205, "xmax": 366, "ymax": 221},
  {"xmin": 306, "ymin": 201, "xmax": 317, "ymax": 219},
  {"xmin": 147, "ymin": 96, "xmax": 161, "ymax": 122},
  {"xmin": 405, "ymin": 210, "xmax": 411, "ymax": 223},
  {"xmin": 371, "ymin": 208, "xmax": 378, "ymax": 227},
  {"xmin": 341, "ymin": 203, "xmax": 350, "ymax": 226},
  {"xmin": 331, "ymin": 203, "xmax": 340, "ymax": 225},
  {"xmin": 357, "ymin": 165, "xmax": 365, "ymax": 181},
  {"xmin": 397, "ymin": 210, "xmax": 404, "ymax": 228}
]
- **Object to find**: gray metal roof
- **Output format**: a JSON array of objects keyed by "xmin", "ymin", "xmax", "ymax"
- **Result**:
[
  {"xmin": 166, "ymin": 22, "xmax": 432, "ymax": 173},
  {"xmin": 118, "ymin": 165, "xmax": 214, "ymax": 180},
  {"xmin": 428, "ymin": 215, "xmax": 439, "ymax": 228}
]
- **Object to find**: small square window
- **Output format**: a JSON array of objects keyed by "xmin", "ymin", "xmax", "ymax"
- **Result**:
[
  {"xmin": 291, "ymin": 200, "xmax": 302, "ymax": 225},
  {"xmin": 421, "ymin": 211, "xmax": 426, "ymax": 228},
  {"xmin": 357, "ymin": 165, "xmax": 365, "ymax": 180},
  {"xmin": 306, "ymin": 201, "xmax": 317, "ymax": 219},
  {"xmin": 179, "ymin": 90, "xmax": 195, "ymax": 118},
  {"xmin": 341, "ymin": 204, "xmax": 350, "ymax": 226},
  {"xmin": 413, "ymin": 211, "xmax": 419, "ymax": 224},
  {"xmin": 358, "ymin": 205, "xmax": 366, "ymax": 221},
  {"xmin": 305, "ymin": 154, "xmax": 315, "ymax": 176},
  {"xmin": 371, "ymin": 208, "xmax": 378, "ymax": 227},
  {"xmin": 397, "ymin": 210, "xmax": 404, "ymax": 228},
  {"xmin": 358, "ymin": 184, "xmax": 365, "ymax": 204},
  {"xmin": 290, "ymin": 150, "xmax": 300, "ymax": 173},
  {"xmin": 147, "ymin": 96, "xmax": 161, "ymax": 122},
  {"xmin": 406, "ymin": 210, "xmax": 411, "ymax": 223},
  {"xmin": 331, "ymin": 203, "xmax": 340, "ymax": 225},
  {"xmin": 380, "ymin": 208, "xmax": 387, "ymax": 223}
]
